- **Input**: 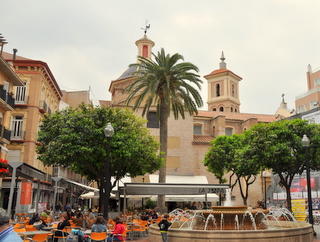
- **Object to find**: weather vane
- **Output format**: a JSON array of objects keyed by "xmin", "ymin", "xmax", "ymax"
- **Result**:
[{"xmin": 141, "ymin": 20, "xmax": 150, "ymax": 34}]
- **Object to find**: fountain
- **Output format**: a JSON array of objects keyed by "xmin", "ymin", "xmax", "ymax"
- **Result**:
[{"xmin": 148, "ymin": 190, "xmax": 313, "ymax": 242}]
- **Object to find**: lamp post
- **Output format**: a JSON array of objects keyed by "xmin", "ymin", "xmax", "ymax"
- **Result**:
[
  {"xmin": 104, "ymin": 122, "xmax": 114, "ymax": 220},
  {"xmin": 262, "ymin": 171, "xmax": 270, "ymax": 209},
  {"xmin": 301, "ymin": 134, "xmax": 316, "ymax": 236}
]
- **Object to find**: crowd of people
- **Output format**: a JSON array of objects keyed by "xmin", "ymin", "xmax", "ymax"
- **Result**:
[{"xmin": 0, "ymin": 203, "xmax": 173, "ymax": 242}]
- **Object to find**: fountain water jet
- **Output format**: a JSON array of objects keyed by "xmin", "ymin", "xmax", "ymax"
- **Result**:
[{"xmin": 149, "ymin": 194, "xmax": 313, "ymax": 242}]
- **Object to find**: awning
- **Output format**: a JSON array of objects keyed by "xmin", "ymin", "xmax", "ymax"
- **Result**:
[
  {"xmin": 79, "ymin": 191, "xmax": 116, "ymax": 199},
  {"xmin": 152, "ymin": 194, "xmax": 218, "ymax": 202},
  {"xmin": 111, "ymin": 176, "xmax": 132, "ymax": 191},
  {"xmin": 9, "ymin": 162, "xmax": 46, "ymax": 181},
  {"xmin": 63, "ymin": 178, "xmax": 99, "ymax": 191},
  {"xmin": 0, "ymin": 145, "xmax": 8, "ymax": 154},
  {"xmin": 149, "ymin": 174, "xmax": 208, "ymax": 184},
  {"xmin": 122, "ymin": 183, "xmax": 228, "ymax": 196},
  {"xmin": 122, "ymin": 183, "xmax": 229, "ymax": 213}
]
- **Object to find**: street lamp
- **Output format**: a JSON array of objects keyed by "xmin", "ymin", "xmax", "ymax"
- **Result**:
[
  {"xmin": 301, "ymin": 134, "xmax": 316, "ymax": 236},
  {"xmin": 103, "ymin": 122, "xmax": 114, "ymax": 220},
  {"xmin": 262, "ymin": 170, "xmax": 271, "ymax": 209}
]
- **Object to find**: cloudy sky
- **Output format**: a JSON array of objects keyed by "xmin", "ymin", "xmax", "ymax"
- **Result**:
[{"xmin": 1, "ymin": 1, "xmax": 320, "ymax": 114}]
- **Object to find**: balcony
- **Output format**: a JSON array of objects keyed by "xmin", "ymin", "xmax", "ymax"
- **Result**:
[
  {"xmin": 10, "ymin": 130, "xmax": 26, "ymax": 142},
  {"xmin": 15, "ymin": 95, "xmax": 29, "ymax": 106},
  {"xmin": 0, "ymin": 124, "xmax": 11, "ymax": 144},
  {"xmin": 0, "ymin": 87, "xmax": 15, "ymax": 111},
  {"xmin": 39, "ymin": 100, "xmax": 48, "ymax": 113}
]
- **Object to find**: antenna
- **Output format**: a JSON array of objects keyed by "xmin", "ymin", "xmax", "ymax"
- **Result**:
[{"xmin": 141, "ymin": 20, "xmax": 150, "ymax": 34}]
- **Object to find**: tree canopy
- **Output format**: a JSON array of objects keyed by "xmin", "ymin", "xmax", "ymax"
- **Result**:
[
  {"xmin": 123, "ymin": 48, "xmax": 203, "ymax": 212},
  {"xmin": 203, "ymin": 134, "xmax": 262, "ymax": 205},
  {"xmin": 37, "ymin": 104, "xmax": 162, "ymax": 213},
  {"xmin": 246, "ymin": 119, "xmax": 320, "ymax": 211}
]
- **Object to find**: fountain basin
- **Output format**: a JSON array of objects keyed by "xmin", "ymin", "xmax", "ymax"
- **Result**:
[{"xmin": 148, "ymin": 221, "xmax": 313, "ymax": 242}]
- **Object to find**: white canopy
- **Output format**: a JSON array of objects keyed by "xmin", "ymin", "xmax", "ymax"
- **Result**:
[
  {"xmin": 149, "ymin": 174, "xmax": 208, "ymax": 184},
  {"xmin": 79, "ymin": 191, "xmax": 116, "ymax": 199},
  {"xmin": 152, "ymin": 194, "xmax": 218, "ymax": 202}
]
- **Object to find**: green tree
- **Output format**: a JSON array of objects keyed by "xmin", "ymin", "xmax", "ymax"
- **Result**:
[
  {"xmin": 37, "ymin": 104, "xmax": 161, "ymax": 215},
  {"xmin": 204, "ymin": 134, "xmax": 262, "ymax": 205},
  {"xmin": 246, "ymin": 119, "xmax": 320, "ymax": 211},
  {"xmin": 123, "ymin": 48, "xmax": 203, "ymax": 212}
]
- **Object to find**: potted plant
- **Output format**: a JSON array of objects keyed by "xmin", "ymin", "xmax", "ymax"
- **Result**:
[{"xmin": 0, "ymin": 158, "xmax": 11, "ymax": 177}]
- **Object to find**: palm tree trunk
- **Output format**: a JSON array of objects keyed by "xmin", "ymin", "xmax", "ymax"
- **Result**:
[{"xmin": 157, "ymin": 98, "xmax": 168, "ymax": 213}]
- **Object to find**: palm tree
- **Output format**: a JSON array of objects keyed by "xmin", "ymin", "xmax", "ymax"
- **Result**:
[{"xmin": 124, "ymin": 48, "xmax": 203, "ymax": 212}]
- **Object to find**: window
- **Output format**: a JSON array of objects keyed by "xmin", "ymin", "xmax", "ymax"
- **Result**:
[
  {"xmin": 11, "ymin": 116, "xmax": 24, "ymax": 139},
  {"xmin": 315, "ymin": 78, "xmax": 320, "ymax": 87},
  {"xmin": 7, "ymin": 149, "xmax": 21, "ymax": 162},
  {"xmin": 225, "ymin": 128, "xmax": 233, "ymax": 136},
  {"xmin": 310, "ymin": 100, "xmax": 318, "ymax": 109},
  {"xmin": 194, "ymin": 125, "xmax": 202, "ymax": 135},
  {"xmin": 212, "ymin": 108, "xmax": 217, "ymax": 111},
  {"xmin": 219, "ymin": 107, "xmax": 224, "ymax": 112},
  {"xmin": 147, "ymin": 112, "xmax": 159, "ymax": 128},
  {"xmin": 216, "ymin": 84, "xmax": 220, "ymax": 97},
  {"xmin": 298, "ymin": 105, "xmax": 306, "ymax": 113},
  {"xmin": 231, "ymin": 107, "xmax": 233, "ymax": 112},
  {"xmin": 15, "ymin": 82, "xmax": 27, "ymax": 104},
  {"xmin": 232, "ymin": 84, "xmax": 235, "ymax": 97}
]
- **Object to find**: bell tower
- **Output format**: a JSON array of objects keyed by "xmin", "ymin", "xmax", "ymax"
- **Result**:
[
  {"xmin": 204, "ymin": 52, "xmax": 242, "ymax": 113},
  {"xmin": 135, "ymin": 34, "xmax": 155, "ymax": 61}
]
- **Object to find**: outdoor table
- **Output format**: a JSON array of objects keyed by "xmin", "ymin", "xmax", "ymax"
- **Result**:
[
  {"xmin": 17, "ymin": 230, "xmax": 50, "ymax": 240},
  {"xmin": 41, "ymin": 226, "xmax": 55, "ymax": 231}
]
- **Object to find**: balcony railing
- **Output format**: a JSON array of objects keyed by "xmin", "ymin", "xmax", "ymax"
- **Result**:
[
  {"xmin": 0, "ymin": 88, "xmax": 15, "ymax": 109},
  {"xmin": 10, "ymin": 130, "xmax": 26, "ymax": 141},
  {"xmin": 39, "ymin": 100, "xmax": 48, "ymax": 113},
  {"xmin": 15, "ymin": 95, "xmax": 28, "ymax": 105},
  {"xmin": 0, "ymin": 125, "xmax": 11, "ymax": 141}
]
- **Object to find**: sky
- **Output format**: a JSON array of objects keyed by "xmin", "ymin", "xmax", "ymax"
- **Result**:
[{"xmin": 1, "ymin": 1, "xmax": 320, "ymax": 115}]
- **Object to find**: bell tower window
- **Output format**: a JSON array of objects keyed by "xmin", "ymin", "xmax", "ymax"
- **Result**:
[{"xmin": 216, "ymin": 84, "xmax": 220, "ymax": 97}]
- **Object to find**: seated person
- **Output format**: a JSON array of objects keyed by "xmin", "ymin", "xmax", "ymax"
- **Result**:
[
  {"xmin": 150, "ymin": 210, "xmax": 158, "ymax": 220},
  {"xmin": 72, "ymin": 212, "xmax": 85, "ymax": 228},
  {"xmin": 107, "ymin": 217, "xmax": 125, "ymax": 242},
  {"xmin": 54, "ymin": 214, "xmax": 71, "ymax": 242},
  {"xmin": 40, "ymin": 210, "xmax": 49, "ymax": 218},
  {"xmin": 140, "ymin": 213, "xmax": 149, "ymax": 221},
  {"xmin": 29, "ymin": 213, "xmax": 47, "ymax": 227},
  {"xmin": 91, "ymin": 216, "xmax": 107, "ymax": 232},
  {"xmin": 33, "ymin": 217, "xmax": 45, "ymax": 230},
  {"xmin": 87, "ymin": 209, "xmax": 96, "ymax": 221}
]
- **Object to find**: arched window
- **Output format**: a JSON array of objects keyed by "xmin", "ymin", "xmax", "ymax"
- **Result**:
[
  {"xmin": 231, "ymin": 107, "xmax": 233, "ymax": 112},
  {"xmin": 219, "ymin": 107, "xmax": 224, "ymax": 112},
  {"xmin": 216, "ymin": 84, "xmax": 220, "ymax": 97},
  {"xmin": 212, "ymin": 108, "xmax": 217, "ymax": 111}
]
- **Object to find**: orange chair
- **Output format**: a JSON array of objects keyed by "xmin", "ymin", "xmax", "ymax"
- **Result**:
[
  {"xmin": 89, "ymin": 232, "xmax": 107, "ymax": 241},
  {"xmin": 111, "ymin": 228, "xmax": 127, "ymax": 242},
  {"xmin": 30, "ymin": 233, "xmax": 50, "ymax": 242},
  {"xmin": 25, "ymin": 226, "xmax": 37, "ymax": 231},
  {"xmin": 53, "ymin": 229, "xmax": 68, "ymax": 242},
  {"xmin": 13, "ymin": 223, "xmax": 24, "ymax": 229}
]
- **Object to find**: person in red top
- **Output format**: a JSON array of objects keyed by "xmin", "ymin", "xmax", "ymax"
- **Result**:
[{"xmin": 107, "ymin": 216, "xmax": 125, "ymax": 241}]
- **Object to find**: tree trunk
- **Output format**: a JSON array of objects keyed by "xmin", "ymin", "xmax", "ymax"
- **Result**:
[
  {"xmin": 285, "ymin": 184, "xmax": 292, "ymax": 212},
  {"xmin": 157, "ymin": 98, "xmax": 168, "ymax": 214}
]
